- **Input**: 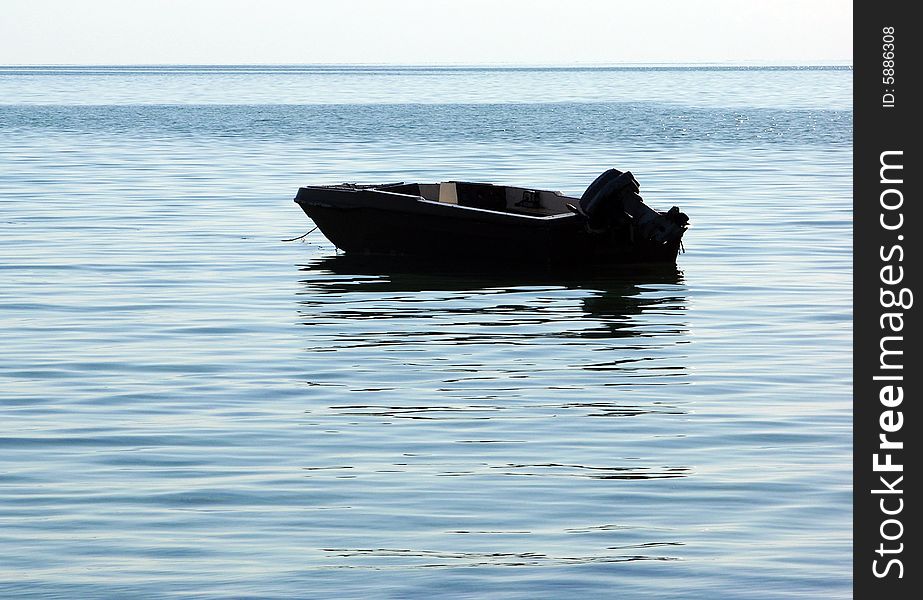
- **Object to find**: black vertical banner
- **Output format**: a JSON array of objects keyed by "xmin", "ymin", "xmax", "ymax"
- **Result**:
[{"xmin": 854, "ymin": 1, "xmax": 919, "ymax": 597}]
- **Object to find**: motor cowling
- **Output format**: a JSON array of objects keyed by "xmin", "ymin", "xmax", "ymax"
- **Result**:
[{"xmin": 579, "ymin": 169, "xmax": 688, "ymax": 244}]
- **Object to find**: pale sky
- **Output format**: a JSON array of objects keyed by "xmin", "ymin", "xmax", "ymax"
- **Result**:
[{"xmin": 1, "ymin": 0, "xmax": 852, "ymax": 66}]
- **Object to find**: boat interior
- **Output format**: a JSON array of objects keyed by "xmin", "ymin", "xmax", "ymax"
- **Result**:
[{"xmin": 379, "ymin": 182, "xmax": 575, "ymax": 217}]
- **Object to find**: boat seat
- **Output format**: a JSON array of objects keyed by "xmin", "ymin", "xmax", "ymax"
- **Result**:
[{"xmin": 439, "ymin": 182, "xmax": 458, "ymax": 204}]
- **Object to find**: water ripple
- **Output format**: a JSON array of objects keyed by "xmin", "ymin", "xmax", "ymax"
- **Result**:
[{"xmin": 0, "ymin": 67, "xmax": 851, "ymax": 598}]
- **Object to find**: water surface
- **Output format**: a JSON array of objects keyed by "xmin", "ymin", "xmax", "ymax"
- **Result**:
[{"xmin": 0, "ymin": 65, "xmax": 851, "ymax": 599}]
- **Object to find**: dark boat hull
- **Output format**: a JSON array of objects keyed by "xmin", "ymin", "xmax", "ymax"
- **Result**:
[{"xmin": 294, "ymin": 185, "xmax": 684, "ymax": 265}]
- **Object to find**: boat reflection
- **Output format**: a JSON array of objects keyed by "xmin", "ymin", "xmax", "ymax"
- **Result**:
[
  {"xmin": 295, "ymin": 254, "xmax": 688, "ymax": 342},
  {"xmin": 290, "ymin": 253, "xmax": 694, "ymax": 566}
]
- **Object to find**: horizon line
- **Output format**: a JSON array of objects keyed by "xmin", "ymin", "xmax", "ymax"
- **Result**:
[{"xmin": 1, "ymin": 61, "xmax": 853, "ymax": 69}]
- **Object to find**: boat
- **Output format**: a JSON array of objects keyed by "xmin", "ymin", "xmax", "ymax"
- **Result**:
[{"xmin": 293, "ymin": 169, "xmax": 689, "ymax": 265}]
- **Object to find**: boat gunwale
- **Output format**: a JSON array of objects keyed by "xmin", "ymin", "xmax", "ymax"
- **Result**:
[{"xmin": 295, "ymin": 185, "xmax": 580, "ymax": 221}]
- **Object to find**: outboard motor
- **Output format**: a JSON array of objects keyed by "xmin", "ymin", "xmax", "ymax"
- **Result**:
[{"xmin": 579, "ymin": 169, "xmax": 688, "ymax": 244}]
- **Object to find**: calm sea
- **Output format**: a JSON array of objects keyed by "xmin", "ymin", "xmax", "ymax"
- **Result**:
[{"xmin": 1, "ymin": 66, "xmax": 852, "ymax": 599}]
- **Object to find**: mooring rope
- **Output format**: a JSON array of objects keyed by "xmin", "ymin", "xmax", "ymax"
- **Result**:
[{"xmin": 281, "ymin": 226, "xmax": 318, "ymax": 242}]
